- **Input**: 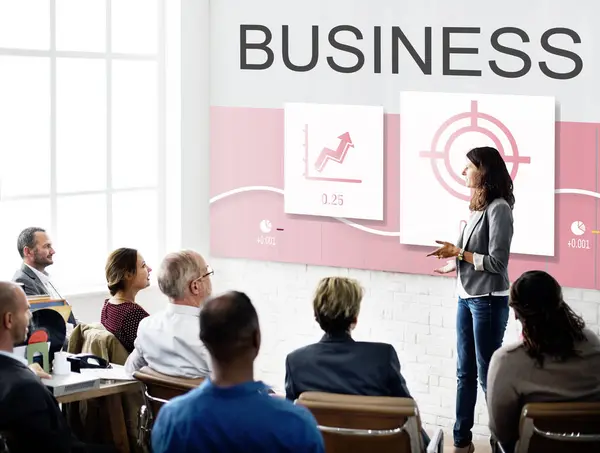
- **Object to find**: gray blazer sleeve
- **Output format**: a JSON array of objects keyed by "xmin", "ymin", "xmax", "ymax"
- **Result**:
[{"xmin": 482, "ymin": 201, "xmax": 513, "ymax": 274}]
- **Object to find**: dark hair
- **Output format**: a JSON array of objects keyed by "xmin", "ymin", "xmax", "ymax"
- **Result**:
[
  {"xmin": 105, "ymin": 248, "xmax": 138, "ymax": 296},
  {"xmin": 199, "ymin": 291, "xmax": 259, "ymax": 363},
  {"xmin": 510, "ymin": 270, "xmax": 586, "ymax": 367},
  {"xmin": 467, "ymin": 146, "xmax": 515, "ymax": 211},
  {"xmin": 17, "ymin": 227, "xmax": 46, "ymax": 259}
]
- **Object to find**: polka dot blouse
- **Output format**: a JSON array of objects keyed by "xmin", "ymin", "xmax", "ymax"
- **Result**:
[{"xmin": 100, "ymin": 299, "xmax": 150, "ymax": 353}]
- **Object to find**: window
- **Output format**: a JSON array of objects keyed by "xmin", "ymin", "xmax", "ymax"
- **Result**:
[{"xmin": 0, "ymin": 0, "xmax": 176, "ymax": 295}]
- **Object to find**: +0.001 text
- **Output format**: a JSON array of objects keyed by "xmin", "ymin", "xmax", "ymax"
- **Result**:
[
  {"xmin": 567, "ymin": 238, "xmax": 590, "ymax": 249},
  {"xmin": 257, "ymin": 235, "xmax": 276, "ymax": 246}
]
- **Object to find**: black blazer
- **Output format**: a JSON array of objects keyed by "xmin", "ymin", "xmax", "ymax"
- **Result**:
[
  {"xmin": 0, "ymin": 354, "xmax": 73, "ymax": 453},
  {"xmin": 285, "ymin": 332, "xmax": 412, "ymax": 401},
  {"xmin": 12, "ymin": 264, "xmax": 76, "ymax": 325}
]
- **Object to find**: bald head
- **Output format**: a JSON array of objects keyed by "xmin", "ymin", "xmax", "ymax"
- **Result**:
[
  {"xmin": 0, "ymin": 281, "xmax": 30, "ymax": 347},
  {"xmin": 199, "ymin": 291, "xmax": 260, "ymax": 364},
  {"xmin": 0, "ymin": 282, "xmax": 23, "ymax": 314}
]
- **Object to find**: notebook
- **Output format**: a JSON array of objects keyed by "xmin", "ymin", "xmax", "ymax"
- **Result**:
[{"xmin": 42, "ymin": 372, "xmax": 101, "ymax": 397}]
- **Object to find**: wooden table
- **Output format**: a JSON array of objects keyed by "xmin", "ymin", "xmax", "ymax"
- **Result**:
[{"xmin": 58, "ymin": 380, "xmax": 142, "ymax": 453}]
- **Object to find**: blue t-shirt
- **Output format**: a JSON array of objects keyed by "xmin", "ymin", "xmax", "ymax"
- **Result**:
[{"xmin": 151, "ymin": 379, "xmax": 325, "ymax": 453}]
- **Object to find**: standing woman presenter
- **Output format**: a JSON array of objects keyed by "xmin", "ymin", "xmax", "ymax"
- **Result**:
[{"xmin": 427, "ymin": 146, "xmax": 514, "ymax": 453}]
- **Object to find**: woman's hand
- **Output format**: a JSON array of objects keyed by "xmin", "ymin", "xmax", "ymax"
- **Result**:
[{"xmin": 427, "ymin": 240, "xmax": 460, "ymax": 259}]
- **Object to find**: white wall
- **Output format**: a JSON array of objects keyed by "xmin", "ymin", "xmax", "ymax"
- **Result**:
[
  {"xmin": 208, "ymin": 258, "xmax": 600, "ymax": 438},
  {"xmin": 70, "ymin": 259, "xmax": 600, "ymax": 439},
  {"xmin": 68, "ymin": 0, "xmax": 600, "ymax": 441}
]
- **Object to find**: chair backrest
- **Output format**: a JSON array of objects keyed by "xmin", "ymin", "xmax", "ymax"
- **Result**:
[
  {"xmin": 67, "ymin": 322, "xmax": 129, "ymax": 365},
  {"xmin": 296, "ymin": 392, "xmax": 423, "ymax": 453},
  {"xmin": 133, "ymin": 366, "xmax": 204, "ymax": 416},
  {"xmin": 516, "ymin": 402, "xmax": 600, "ymax": 453}
]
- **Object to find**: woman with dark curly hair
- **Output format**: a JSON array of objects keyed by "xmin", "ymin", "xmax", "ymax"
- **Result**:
[
  {"xmin": 487, "ymin": 270, "xmax": 600, "ymax": 450},
  {"xmin": 427, "ymin": 146, "xmax": 515, "ymax": 453}
]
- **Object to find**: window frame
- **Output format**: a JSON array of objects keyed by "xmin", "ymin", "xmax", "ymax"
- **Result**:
[{"xmin": 0, "ymin": 0, "xmax": 171, "ymax": 295}]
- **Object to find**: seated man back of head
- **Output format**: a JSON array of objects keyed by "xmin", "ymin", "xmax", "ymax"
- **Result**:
[
  {"xmin": 125, "ymin": 250, "xmax": 213, "ymax": 378},
  {"xmin": 151, "ymin": 291, "xmax": 325, "ymax": 453},
  {"xmin": 0, "ymin": 282, "xmax": 112, "ymax": 453}
]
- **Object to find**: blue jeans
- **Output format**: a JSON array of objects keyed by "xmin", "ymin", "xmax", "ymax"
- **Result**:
[{"xmin": 454, "ymin": 296, "xmax": 509, "ymax": 448}]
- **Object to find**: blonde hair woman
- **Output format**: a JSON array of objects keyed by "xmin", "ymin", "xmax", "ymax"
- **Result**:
[{"xmin": 285, "ymin": 277, "xmax": 429, "ymax": 445}]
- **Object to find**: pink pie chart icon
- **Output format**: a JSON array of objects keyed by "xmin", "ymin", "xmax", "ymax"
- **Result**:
[{"xmin": 570, "ymin": 221, "xmax": 586, "ymax": 236}]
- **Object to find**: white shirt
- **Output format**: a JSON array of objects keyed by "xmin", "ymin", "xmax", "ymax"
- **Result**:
[
  {"xmin": 125, "ymin": 303, "xmax": 211, "ymax": 379},
  {"xmin": 26, "ymin": 264, "xmax": 62, "ymax": 299},
  {"xmin": 455, "ymin": 211, "xmax": 510, "ymax": 299}
]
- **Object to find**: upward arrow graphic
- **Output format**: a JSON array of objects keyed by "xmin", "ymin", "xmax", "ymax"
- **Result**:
[{"xmin": 314, "ymin": 132, "xmax": 354, "ymax": 172}]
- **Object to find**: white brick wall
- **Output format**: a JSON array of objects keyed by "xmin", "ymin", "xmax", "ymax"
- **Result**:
[{"xmin": 211, "ymin": 257, "xmax": 600, "ymax": 440}]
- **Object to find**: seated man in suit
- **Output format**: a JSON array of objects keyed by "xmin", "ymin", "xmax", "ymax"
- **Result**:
[
  {"xmin": 285, "ymin": 276, "xmax": 430, "ymax": 447},
  {"xmin": 12, "ymin": 227, "xmax": 76, "ymax": 325},
  {"xmin": 0, "ymin": 282, "xmax": 113, "ymax": 453}
]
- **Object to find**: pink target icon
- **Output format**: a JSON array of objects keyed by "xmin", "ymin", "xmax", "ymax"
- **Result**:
[{"xmin": 419, "ymin": 100, "xmax": 531, "ymax": 201}]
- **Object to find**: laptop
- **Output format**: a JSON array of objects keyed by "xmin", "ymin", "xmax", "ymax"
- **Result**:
[{"xmin": 43, "ymin": 372, "xmax": 101, "ymax": 397}]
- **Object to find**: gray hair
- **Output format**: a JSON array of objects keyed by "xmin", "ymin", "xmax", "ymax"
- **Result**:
[{"xmin": 157, "ymin": 250, "xmax": 204, "ymax": 300}]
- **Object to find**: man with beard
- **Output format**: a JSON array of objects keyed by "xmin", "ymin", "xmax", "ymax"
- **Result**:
[{"xmin": 12, "ymin": 227, "xmax": 76, "ymax": 325}]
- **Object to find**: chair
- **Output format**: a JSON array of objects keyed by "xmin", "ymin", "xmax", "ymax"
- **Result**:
[
  {"xmin": 296, "ymin": 392, "xmax": 443, "ymax": 453},
  {"xmin": 65, "ymin": 322, "xmax": 136, "ymax": 449},
  {"xmin": 133, "ymin": 366, "xmax": 204, "ymax": 449},
  {"xmin": 497, "ymin": 402, "xmax": 600, "ymax": 453}
]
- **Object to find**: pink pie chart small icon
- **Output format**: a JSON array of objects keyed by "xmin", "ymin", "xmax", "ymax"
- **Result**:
[{"xmin": 570, "ymin": 221, "xmax": 586, "ymax": 236}]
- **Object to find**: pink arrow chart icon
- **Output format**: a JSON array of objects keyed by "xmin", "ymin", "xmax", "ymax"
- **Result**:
[{"xmin": 314, "ymin": 132, "xmax": 354, "ymax": 172}]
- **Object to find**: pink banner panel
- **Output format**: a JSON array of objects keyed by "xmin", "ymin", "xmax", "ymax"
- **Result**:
[{"xmin": 210, "ymin": 107, "xmax": 600, "ymax": 290}]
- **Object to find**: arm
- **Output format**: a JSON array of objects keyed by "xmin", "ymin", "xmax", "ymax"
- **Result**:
[
  {"xmin": 7, "ymin": 381, "xmax": 73, "ymax": 453},
  {"xmin": 305, "ymin": 424, "xmax": 325, "ymax": 453},
  {"xmin": 125, "ymin": 322, "xmax": 148, "ymax": 374},
  {"xmin": 284, "ymin": 355, "xmax": 298, "ymax": 400},
  {"xmin": 474, "ymin": 202, "xmax": 513, "ymax": 274},
  {"xmin": 296, "ymin": 408, "xmax": 326, "ymax": 453},
  {"xmin": 151, "ymin": 405, "xmax": 179, "ymax": 453},
  {"xmin": 487, "ymin": 349, "xmax": 521, "ymax": 446},
  {"xmin": 125, "ymin": 347, "xmax": 147, "ymax": 374},
  {"xmin": 387, "ymin": 345, "xmax": 412, "ymax": 398}
]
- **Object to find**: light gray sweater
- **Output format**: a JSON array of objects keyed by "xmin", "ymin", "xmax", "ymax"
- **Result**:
[{"xmin": 487, "ymin": 328, "xmax": 600, "ymax": 445}]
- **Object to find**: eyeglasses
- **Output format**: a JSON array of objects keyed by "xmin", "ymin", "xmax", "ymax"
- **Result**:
[
  {"xmin": 200, "ymin": 265, "xmax": 214, "ymax": 279},
  {"xmin": 190, "ymin": 265, "xmax": 214, "ymax": 286}
]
